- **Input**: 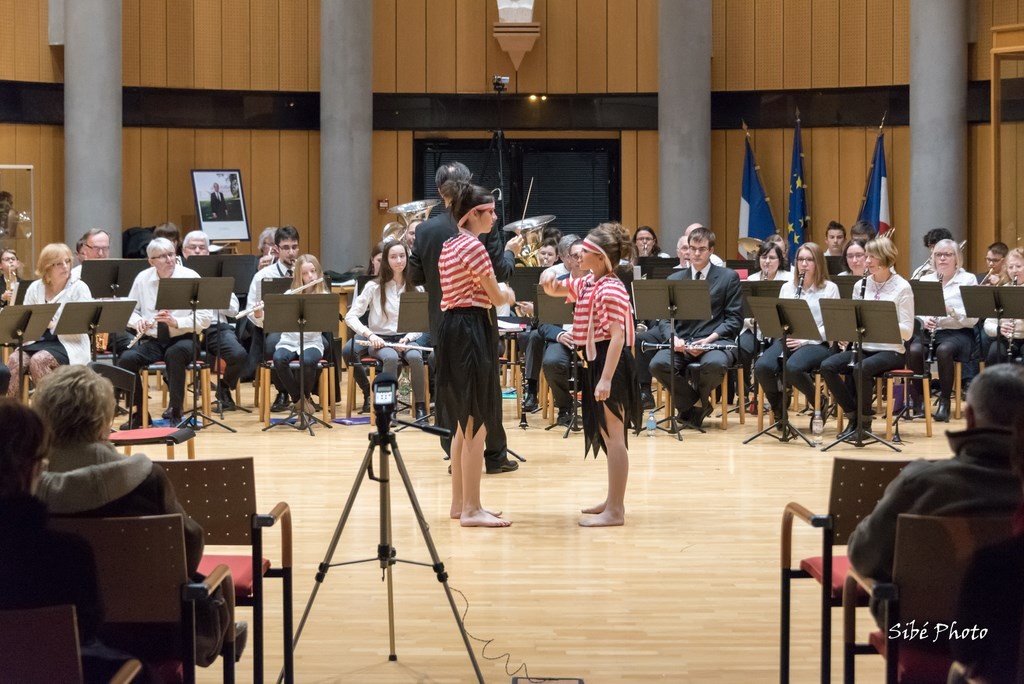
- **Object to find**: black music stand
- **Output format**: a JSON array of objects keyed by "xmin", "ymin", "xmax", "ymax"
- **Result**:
[
  {"xmin": 535, "ymin": 287, "xmax": 580, "ymax": 438},
  {"xmin": 832, "ymin": 275, "xmax": 865, "ymax": 299},
  {"xmin": 13, "ymin": 279, "xmax": 34, "ymax": 305},
  {"xmin": 743, "ymin": 297, "xmax": 820, "ymax": 447},
  {"xmin": 740, "ymin": 279, "xmax": 786, "ymax": 412},
  {"xmin": 0, "ymin": 304, "xmax": 59, "ymax": 395},
  {"xmin": 819, "ymin": 299, "xmax": 903, "ymax": 452},
  {"xmin": 961, "ymin": 285, "xmax": 1024, "ymax": 364},
  {"xmin": 261, "ymin": 293, "xmax": 339, "ymax": 436},
  {"xmin": 155, "ymin": 277, "xmax": 235, "ymax": 432},
  {"xmin": 508, "ymin": 268, "xmax": 544, "ymax": 428},
  {"xmin": 395, "ymin": 290, "xmax": 431, "ymax": 427},
  {"xmin": 632, "ymin": 279, "xmax": 713, "ymax": 437},
  {"xmin": 80, "ymin": 259, "xmax": 148, "ymax": 300},
  {"xmin": 825, "ymin": 256, "xmax": 845, "ymax": 277},
  {"xmin": 54, "ymin": 301, "xmax": 135, "ymax": 364}
]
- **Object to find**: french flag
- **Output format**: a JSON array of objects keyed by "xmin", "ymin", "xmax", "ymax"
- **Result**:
[
  {"xmin": 859, "ymin": 132, "xmax": 891, "ymax": 235},
  {"xmin": 738, "ymin": 135, "xmax": 777, "ymax": 253}
]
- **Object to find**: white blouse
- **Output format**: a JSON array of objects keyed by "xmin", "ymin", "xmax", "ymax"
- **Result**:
[
  {"xmin": 778, "ymin": 279, "xmax": 840, "ymax": 345},
  {"xmin": 853, "ymin": 272, "xmax": 915, "ymax": 353},
  {"xmin": 23, "ymin": 278, "xmax": 94, "ymax": 366},
  {"xmin": 983, "ymin": 283, "xmax": 1024, "ymax": 340},
  {"xmin": 915, "ymin": 269, "xmax": 977, "ymax": 331},
  {"xmin": 345, "ymin": 279, "xmax": 424, "ymax": 338}
]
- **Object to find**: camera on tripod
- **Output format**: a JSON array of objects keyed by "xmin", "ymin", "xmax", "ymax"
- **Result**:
[
  {"xmin": 372, "ymin": 373, "xmax": 397, "ymax": 426},
  {"xmin": 492, "ymin": 75, "xmax": 509, "ymax": 93}
]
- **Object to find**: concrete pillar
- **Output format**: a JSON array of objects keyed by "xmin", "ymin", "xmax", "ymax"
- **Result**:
[
  {"xmin": 64, "ymin": 0, "xmax": 121, "ymax": 254},
  {"xmin": 321, "ymin": 0, "xmax": 373, "ymax": 271},
  {"xmin": 658, "ymin": 0, "xmax": 711, "ymax": 248},
  {"xmin": 910, "ymin": 0, "xmax": 967, "ymax": 267}
]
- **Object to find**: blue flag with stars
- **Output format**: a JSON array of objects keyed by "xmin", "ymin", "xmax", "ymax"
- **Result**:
[{"xmin": 787, "ymin": 119, "xmax": 808, "ymax": 260}]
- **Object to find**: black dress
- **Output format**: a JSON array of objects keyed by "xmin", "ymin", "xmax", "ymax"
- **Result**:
[
  {"xmin": 581, "ymin": 339, "xmax": 641, "ymax": 459},
  {"xmin": 435, "ymin": 306, "xmax": 502, "ymax": 437}
]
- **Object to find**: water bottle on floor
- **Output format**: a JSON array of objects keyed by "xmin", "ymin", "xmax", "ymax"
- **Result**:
[
  {"xmin": 646, "ymin": 410, "xmax": 656, "ymax": 437},
  {"xmin": 811, "ymin": 411, "xmax": 823, "ymax": 446}
]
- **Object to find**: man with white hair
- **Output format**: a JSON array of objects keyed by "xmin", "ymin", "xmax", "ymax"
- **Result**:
[
  {"xmin": 116, "ymin": 237, "xmax": 213, "ymax": 427},
  {"xmin": 181, "ymin": 230, "xmax": 247, "ymax": 411}
]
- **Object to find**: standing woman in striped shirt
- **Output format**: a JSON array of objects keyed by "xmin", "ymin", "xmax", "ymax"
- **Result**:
[
  {"xmin": 541, "ymin": 222, "xmax": 639, "ymax": 527},
  {"xmin": 437, "ymin": 181, "xmax": 516, "ymax": 528}
]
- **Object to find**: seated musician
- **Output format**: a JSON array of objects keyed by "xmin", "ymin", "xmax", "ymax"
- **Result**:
[
  {"xmin": 909, "ymin": 226, "xmax": 952, "ymax": 280},
  {"xmin": 245, "ymin": 225, "xmax": 301, "ymax": 412},
  {"xmin": 906, "ymin": 238, "xmax": 977, "ymax": 422},
  {"xmin": 344, "ymin": 241, "xmax": 428, "ymax": 421},
  {"xmin": 737, "ymin": 241, "xmax": 792, "ymax": 373},
  {"xmin": 5, "ymin": 243, "xmax": 93, "ymax": 398},
  {"xmin": 269, "ymin": 255, "xmax": 330, "ymax": 415},
  {"xmin": 753, "ymin": 242, "xmax": 839, "ymax": 419},
  {"xmin": 649, "ymin": 226, "xmax": 742, "ymax": 429},
  {"xmin": 983, "ymin": 247, "xmax": 1024, "ymax": 367},
  {"xmin": 819, "ymin": 236, "xmax": 914, "ymax": 438},
  {"xmin": 116, "ymin": 237, "xmax": 212, "ymax": 427},
  {"xmin": 1, "ymin": 247, "xmax": 23, "ymax": 307},
  {"xmin": 69, "ymin": 228, "xmax": 111, "ymax": 282},
  {"xmin": 979, "ymin": 240, "xmax": 1009, "ymax": 286},
  {"xmin": 181, "ymin": 230, "xmax": 248, "ymax": 411}
]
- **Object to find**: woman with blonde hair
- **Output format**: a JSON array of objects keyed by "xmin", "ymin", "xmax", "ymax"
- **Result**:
[{"xmin": 6, "ymin": 243, "xmax": 92, "ymax": 396}]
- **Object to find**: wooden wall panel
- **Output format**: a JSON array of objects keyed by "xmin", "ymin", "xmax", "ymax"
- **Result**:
[
  {"xmin": 122, "ymin": 128, "xmax": 142, "ymax": 229},
  {"xmin": 193, "ymin": 129, "xmax": 224, "ymax": 169},
  {"xmin": 970, "ymin": 124, "xmax": 996, "ymax": 260},
  {"xmin": 373, "ymin": 0, "xmax": 396, "ymax": 92},
  {"xmin": 865, "ymin": 0, "xmax": 892, "ymax": 86},
  {"xmin": 486, "ymin": 0, "xmax": 518, "ymax": 93},
  {"xmin": 139, "ymin": 128, "xmax": 169, "ymax": 226},
  {"xmin": 371, "ymin": 131, "xmax": 399, "ymax": 247},
  {"xmin": 620, "ymin": 130, "xmax": 638, "ymax": 230},
  {"xmin": 166, "ymin": 0, "xmax": 195, "ymax": 89},
  {"xmin": 38, "ymin": 0, "xmax": 61, "ymax": 83},
  {"xmin": 222, "ymin": 130, "xmax": 253, "ymax": 238},
  {"xmin": 577, "ymin": 0, "xmax": 608, "ymax": 93},
  {"xmin": 396, "ymin": 0, "xmax": 427, "ymax": 92},
  {"xmin": 38, "ymin": 126, "xmax": 64, "ymax": 247},
  {"xmin": 723, "ymin": 129, "xmax": 745, "ymax": 250},
  {"xmin": 754, "ymin": 0, "xmax": 784, "ymax": 91},
  {"xmin": 808, "ymin": 128, "xmax": 840, "ymax": 232},
  {"xmin": 1000, "ymin": 119, "xmax": 1018, "ymax": 243},
  {"xmin": 838, "ymin": 127, "xmax": 867, "ymax": 227},
  {"xmin": 891, "ymin": 125, "xmax": 910, "ymax": 264},
  {"xmin": 166, "ymin": 128, "xmax": 196, "ymax": 231},
  {"xmin": 279, "ymin": 0, "xmax": 309, "ymax": 91},
  {"xmin": 635, "ymin": 131, "xmax": 659, "ymax": 232},
  {"xmin": 122, "ymin": 0, "xmax": 141, "ymax": 87},
  {"xmin": 397, "ymin": 131, "xmax": 414, "ymax": 202},
  {"xmin": 279, "ymin": 131, "xmax": 310, "ymax": 248},
  {"xmin": 811, "ymin": 0, "xmax": 840, "ymax": 88},
  {"xmin": 710, "ymin": 130, "xmax": 727, "ymax": 246},
  {"xmin": 838, "ymin": 0, "xmax": 866, "ymax": 87},
  {"xmin": 194, "ymin": 1, "xmax": 222, "ymax": 89},
  {"xmin": 0, "ymin": 0, "xmax": 14, "ymax": 81},
  {"xmin": 426, "ymin": 0, "xmax": 457, "ymax": 93},
  {"xmin": 307, "ymin": 0, "xmax": 320, "ymax": 91},
  {"xmin": 892, "ymin": 0, "xmax": 908, "ymax": 84},
  {"xmin": 221, "ymin": 0, "xmax": 251, "ymax": 90},
  {"xmin": 711, "ymin": 0, "xmax": 727, "ymax": 91},
  {"xmin": 752, "ymin": 129, "xmax": 786, "ymax": 232},
  {"xmin": 636, "ymin": 0, "xmax": 657, "ymax": 91},
  {"xmin": 725, "ymin": 0, "xmax": 755, "ymax": 91},
  {"xmin": 139, "ymin": 0, "xmax": 168, "ymax": 87},
  {"xmin": 14, "ymin": 0, "xmax": 40, "ymax": 82},
  {"xmin": 12, "ymin": 125, "xmax": 41, "ymax": 243},
  {"xmin": 782, "ymin": 0, "xmax": 811, "ymax": 89},
  {"xmin": 307, "ymin": 131, "xmax": 321, "ymax": 257},
  {"xmin": 455, "ymin": 0, "xmax": 486, "ymax": 93},
  {"xmin": 516, "ymin": 0, "xmax": 548, "ymax": 93},
  {"xmin": 249, "ymin": 130, "xmax": 281, "ymax": 245},
  {"xmin": 250, "ymin": 0, "xmax": 280, "ymax": 90},
  {"xmin": 973, "ymin": 0, "xmax": 995, "ymax": 81},
  {"xmin": 607, "ymin": 0, "xmax": 638, "ymax": 92},
  {"xmin": 546, "ymin": 0, "xmax": 578, "ymax": 93}
]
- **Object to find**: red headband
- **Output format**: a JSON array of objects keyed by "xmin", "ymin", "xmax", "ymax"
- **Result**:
[
  {"xmin": 457, "ymin": 202, "xmax": 496, "ymax": 228},
  {"xmin": 581, "ymin": 237, "xmax": 614, "ymax": 272}
]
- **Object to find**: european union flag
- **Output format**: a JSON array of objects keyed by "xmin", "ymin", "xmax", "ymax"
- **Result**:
[{"xmin": 787, "ymin": 118, "xmax": 808, "ymax": 260}]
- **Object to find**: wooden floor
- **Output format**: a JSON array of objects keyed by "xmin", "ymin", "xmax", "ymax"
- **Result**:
[{"xmin": 182, "ymin": 392, "xmax": 958, "ymax": 683}]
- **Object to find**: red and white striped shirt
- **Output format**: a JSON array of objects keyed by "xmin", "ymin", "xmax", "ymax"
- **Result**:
[
  {"xmin": 439, "ymin": 231, "xmax": 495, "ymax": 310},
  {"xmin": 566, "ymin": 274, "xmax": 635, "ymax": 347}
]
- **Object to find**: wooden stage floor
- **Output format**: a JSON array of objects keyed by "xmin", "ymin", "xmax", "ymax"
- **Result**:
[{"xmin": 186, "ymin": 396, "xmax": 956, "ymax": 683}]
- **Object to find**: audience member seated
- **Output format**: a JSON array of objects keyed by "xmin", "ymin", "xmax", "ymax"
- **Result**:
[
  {"xmin": 6, "ymin": 243, "xmax": 93, "ymax": 397},
  {"xmin": 846, "ymin": 365, "xmax": 1024, "ymax": 616},
  {"xmin": 116, "ymin": 237, "xmax": 212, "ymax": 427},
  {"xmin": 31, "ymin": 365, "xmax": 240, "ymax": 667}
]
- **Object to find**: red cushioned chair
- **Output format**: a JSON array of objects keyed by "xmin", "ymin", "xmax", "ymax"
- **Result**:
[
  {"xmin": 780, "ymin": 457, "xmax": 910, "ymax": 684},
  {"xmin": 160, "ymin": 457, "xmax": 293, "ymax": 684},
  {"xmin": 843, "ymin": 514, "xmax": 1014, "ymax": 684},
  {"xmin": 89, "ymin": 362, "xmax": 197, "ymax": 460}
]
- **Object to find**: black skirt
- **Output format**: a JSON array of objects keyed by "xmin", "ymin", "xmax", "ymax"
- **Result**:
[
  {"xmin": 435, "ymin": 307, "xmax": 502, "ymax": 438},
  {"xmin": 22, "ymin": 330, "xmax": 69, "ymax": 365},
  {"xmin": 581, "ymin": 340, "xmax": 641, "ymax": 459}
]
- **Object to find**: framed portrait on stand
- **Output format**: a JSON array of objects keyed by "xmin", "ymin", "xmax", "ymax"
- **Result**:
[{"xmin": 191, "ymin": 169, "xmax": 250, "ymax": 242}]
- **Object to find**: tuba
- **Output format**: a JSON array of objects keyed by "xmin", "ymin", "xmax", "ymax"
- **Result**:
[
  {"xmin": 503, "ymin": 214, "xmax": 555, "ymax": 267},
  {"xmin": 382, "ymin": 199, "xmax": 439, "ymax": 244}
]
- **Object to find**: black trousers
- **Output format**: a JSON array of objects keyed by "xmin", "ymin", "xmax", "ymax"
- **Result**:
[
  {"xmin": 819, "ymin": 348, "xmax": 905, "ymax": 417},
  {"xmin": 541, "ymin": 341, "xmax": 574, "ymax": 410},
  {"xmin": 203, "ymin": 323, "xmax": 247, "ymax": 390},
  {"xmin": 116, "ymin": 336, "xmax": 195, "ymax": 412},
  {"xmin": 906, "ymin": 328, "xmax": 974, "ymax": 399},
  {"xmin": 649, "ymin": 347, "xmax": 734, "ymax": 413},
  {"xmin": 754, "ymin": 341, "xmax": 831, "ymax": 412}
]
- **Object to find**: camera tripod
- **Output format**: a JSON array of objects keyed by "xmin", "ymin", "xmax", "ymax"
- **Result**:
[{"xmin": 286, "ymin": 374, "xmax": 484, "ymax": 683}]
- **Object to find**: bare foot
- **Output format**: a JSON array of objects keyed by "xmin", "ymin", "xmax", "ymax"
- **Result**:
[
  {"xmin": 460, "ymin": 510, "xmax": 512, "ymax": 527},
  {"xmin": 581, "ymin": 501, "xmax": 607, "ymax": 515},
  {"xmin": 451, "ymin": 508, "xmax": 502, "ymax": 520},
  {"xmin": 579, "ymin": 510, "xmax": 624, "ymax": 527}
]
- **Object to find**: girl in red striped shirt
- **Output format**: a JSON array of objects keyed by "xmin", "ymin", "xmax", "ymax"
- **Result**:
[
  {"xmin": 437, "ymin": 181, "xmax": 516, "ymax": 528},
  {"xmin": 541, "ymin": 222, "xmax": 639, "ymax": 526}
]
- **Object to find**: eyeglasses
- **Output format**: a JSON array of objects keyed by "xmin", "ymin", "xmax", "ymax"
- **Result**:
[
  {"xmin": 985, "ymin": 256, "xmax": 1005, "ymax": 263},
  {"xmin": 795, "ymin": 256, "xmax": 814, "ymax": 262},
  {"xmin": 933, "ymin": 252, "xmax": 955, "ymax": 260},
  {"xmin": 85, "ymin": 243, "xmax": 109, "ymax": 253},
  {"xmin": 635, "ymin": 236, "xmax": 654, "ymax": 242},
  {"xmin": 48, "ymin": 258, "xmax": 71, "ymax": 269},
  {"xmin": 152, "ymin": 253, "xmax": 177, "ymax": 261},
  {"xmin": 690, "ymin": 246, "xmax": 711, "ymax": 255},
  {"xmin": 0, "ymin": 255, "xmax": 16, "ymax": 263},
  {"xmin": 760, "ymin": 254, "xmax": 779, "ymax": 261}
]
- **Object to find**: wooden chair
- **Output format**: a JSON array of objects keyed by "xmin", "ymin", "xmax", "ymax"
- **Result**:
[
  {"xmin": 160, "ymin": 457, "xmax": 294, "ymax": 684},
  {"xmin": 882, "ymin": 368, "xmax": 933, "ymax": 441},
  {"xmin": 843, "ymin": 514, "xmax": 1014, "ymax": 684},
  {"xmin": 89, "ymin": 362, "xmax": 197, "ymax": 460},
  {"xmin": 0, "ymin": 604, "xmax": 142, "ymax": 684},
  {"xmin": 140, "ymin": 361, "xmax": 211, "ymax": 428},
  {"xmin": 780, "ymin": 457, "xmax": 910, "ymax": 684},
  {"xmin": 50, "ymin": 515, "xmax": 237, "ymax": 684},
  {"xmin": 258, "ymin": 358, "xmax": 334, "ymax": 427}
]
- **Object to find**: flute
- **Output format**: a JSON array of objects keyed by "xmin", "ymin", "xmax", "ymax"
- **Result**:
[
  {"xmin": 235, "ymin": 277, "xmax": 325, "ymax": 319},
  {"xmin": 640, "ymin": 340, "xmax": 737, "ymax": 353},
  {"xmin": 126, "ymin": 320, "xmax": 154, "ymax": 349},
  {"xmin": 355, "ymin": 338, "xmax": 433, "ymax": 353}
]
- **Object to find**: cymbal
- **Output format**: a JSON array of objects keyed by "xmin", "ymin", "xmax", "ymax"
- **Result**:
[
  {"xmin": 388, "ymin": 199, "xmax": 438, "ymax": 215},
  {"xmin": 503, "ymin": 215, "xmax": 556, "ymax": 233},
  {"xmin": 737, "ymin": 237, "xmax": 763, "ymax": 254}
]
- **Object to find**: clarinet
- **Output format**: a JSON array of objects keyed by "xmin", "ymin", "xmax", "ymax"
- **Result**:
[
  {"xmin": 859, "ymin": 268, "xmax": 869, "ymax": 300},
  {"xmin": 795, "ymin": 271, "xmax": 805, "ymax": 299},
  {"xmin": 1010, "ymin": 275, "xmax": 1019, "ymax": 364},
  {"xmin": 926, "ymin": 273, "xmax": 943, "ymax": 364}
]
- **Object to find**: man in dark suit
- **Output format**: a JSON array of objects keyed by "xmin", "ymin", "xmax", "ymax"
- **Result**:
[
  {"xmin": 649, "ymin": 226, "xmax": 742, "ymax": 429},
  {"xmin": 209, "ymin": 183, "xmax": 226, "ymax": 220},
  {"xmin": 408, "ymin": 161, "xmax": 523, "ymax": 474}
]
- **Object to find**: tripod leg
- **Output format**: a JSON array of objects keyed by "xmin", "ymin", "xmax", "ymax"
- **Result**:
[{"xmin": 388, "ymin": 436, "xmax": 485, "ymax": 683}]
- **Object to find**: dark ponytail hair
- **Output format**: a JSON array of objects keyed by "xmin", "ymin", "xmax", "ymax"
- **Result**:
[
  {"xmin": 587, "ymin": 222, "xmax": 636, "ymax": 278},
  {"xmin": 440, "ymin": 180, "xmax": 494, "ymax": 225}
]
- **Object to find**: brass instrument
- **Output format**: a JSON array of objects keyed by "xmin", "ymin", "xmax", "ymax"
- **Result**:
[
  {"xmin": 235, "ymin": 277, "xmax": 325, "ymax": 319},
  {"xmin": 503, "ymin": 214, "xmax": 555, "ymax": 267},
  {"xmin": 737, "ymin": 237, "xmax": 763, "ymax": 259},
  {"xmin": 382, "ymin": 199, "xmax": 439, "ymax": 244}
]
